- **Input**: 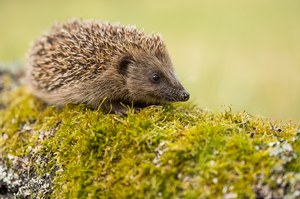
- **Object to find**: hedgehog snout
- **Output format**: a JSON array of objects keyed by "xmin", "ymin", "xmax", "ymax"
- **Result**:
[
  {"xmin": 173, "ymin": 81, "xmax": 189, "ymax": 102},
  {"xmin": 162, "ymin": 86, "xmax": 190, "ymax": 102},
  {"xmin": 180, "ymin": 91, "xmax": 190, "ymax": 101}
]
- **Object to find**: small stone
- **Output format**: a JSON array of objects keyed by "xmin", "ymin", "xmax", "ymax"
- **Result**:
[
  {"xmin": 23, "ymin": 124, "xmax": 31, "ymax": 131},
  {"xmin": 212, "ymin": 178, "xmax": 218, "ymax": 184},
  {"xmin": 2, "ymin": 133, "xmax": 8, "ymax": 140},
  {"xmin": 224, "ymin": 192, "xmax": 237, "ymax": 199},
  {"xmin": 222, "ymin": 186, "xmax": 228, "ymax": 194},
  {"xmin": 209, "ymin": 160, "xmax": 215, "ymax": 166},
  {"xmin": 177, "ymin": 173, "xmax": 182, "ymax": 179}
]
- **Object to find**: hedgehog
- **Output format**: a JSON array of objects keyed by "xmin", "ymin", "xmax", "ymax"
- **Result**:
[{"xmin": 26, "ymin": 19, "xmax": 189, "ymax": 114}]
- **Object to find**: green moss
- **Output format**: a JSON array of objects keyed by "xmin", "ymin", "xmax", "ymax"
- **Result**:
[{"xmin": 1, "ymin": 84, "xmax": 300, "ymax": 198}]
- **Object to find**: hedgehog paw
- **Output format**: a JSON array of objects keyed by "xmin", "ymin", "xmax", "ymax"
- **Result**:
[
  {"xmin": 100, "ymin": 101, "xmax": 141, "ymax": 116},
  {"xmin": 110, "ymin": 102, "xmax": 131, "ymax": 116}
]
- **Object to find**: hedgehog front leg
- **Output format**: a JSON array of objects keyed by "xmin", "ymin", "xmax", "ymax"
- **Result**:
[
  {"xmin": 98, "ymin": 101, "xmax": 134, "ymax": 116},
  {"xmin": 110, "ymin": 102, "xmax": 128, "ymax": 116}
]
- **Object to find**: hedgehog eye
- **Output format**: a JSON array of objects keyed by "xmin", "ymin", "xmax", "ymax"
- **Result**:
[
  {"xmin": 118, "ymin": 56, "xmax": 133, "ymax": 75},
  {"xmin": 150, "ymin": 73, "xmax": 161, "ymax": 83}
]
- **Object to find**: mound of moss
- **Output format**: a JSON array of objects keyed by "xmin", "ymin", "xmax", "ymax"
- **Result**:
[{"xmin": 0, "ymin": 72, "xmax": 300, "ymax": 199}]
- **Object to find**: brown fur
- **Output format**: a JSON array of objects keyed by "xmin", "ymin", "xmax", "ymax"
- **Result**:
[{"xmin": 26, "ymin": 19, "xmax": 189, "ymax": 114}]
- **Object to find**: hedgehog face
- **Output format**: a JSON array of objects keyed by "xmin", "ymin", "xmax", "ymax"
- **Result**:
[{"xmin": 118, "ymin": 54, "xmax": 189, "ymax": 106}]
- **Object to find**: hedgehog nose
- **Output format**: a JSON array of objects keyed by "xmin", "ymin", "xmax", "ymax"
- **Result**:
[{"xmin": 180, "ymin": 91, "xmax": 190, "ymax": 101}]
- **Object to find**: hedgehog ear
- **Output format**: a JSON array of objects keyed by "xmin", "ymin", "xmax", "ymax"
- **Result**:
[{"xmin": 118, "ymin": 55, "xmax": 134, "ymax": 75}]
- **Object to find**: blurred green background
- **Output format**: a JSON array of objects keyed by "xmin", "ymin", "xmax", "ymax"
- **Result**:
[{"xmin": 0, "ymin": 0, "xmax": 299, "ymax": 122}]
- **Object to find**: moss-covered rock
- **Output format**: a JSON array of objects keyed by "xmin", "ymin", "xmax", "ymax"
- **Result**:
[{"xmin": 0, "ymin": 72, "xmax": 300, "ymax": 199}]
